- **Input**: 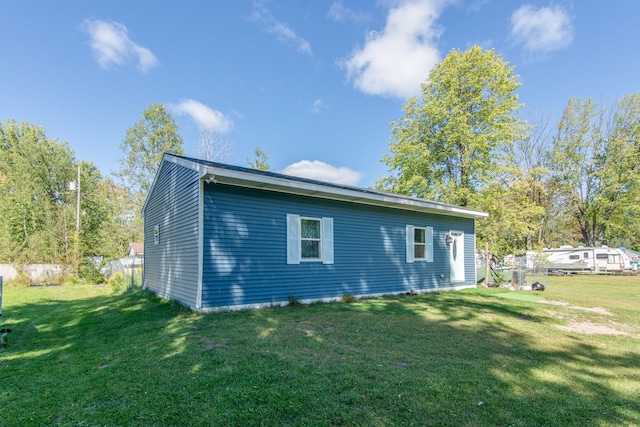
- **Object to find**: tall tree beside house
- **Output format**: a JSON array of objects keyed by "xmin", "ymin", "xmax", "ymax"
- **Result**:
[
  {"xmin": 0, "ymin": 119, "xmax": 77, "ymax": 265},
  {"xmin": 477, "ymin": 113, "xmax": 552, "ymax": 254},
  {"xmin": 0, "ymin": 119, "xmax": 139, "ymax": 272},
  {"xmin": 545, "ymin": 94, "xmax": 640, "ymax": 247},
  {"xmin": 117, "ymin": 103, "xmax": 184, "ymax": 195},
  {"xmin": 376, "ymin": 46, "xmax": 526, "ymax": 256},
  {"xmin": 377, "ymin": 46, "xmax": 526, "ymax": 208},
  {"xmin": 97, "ymin": 179, "xmax": 144, "ymax": 257},
  {"xmin": 117, "ymin": 103, "xmax": 184, "ymax": 244},
  {"xmin": 474, "ymin": 180, "xmax": 547, "ymax": 257},
  {"xmin": 78, "ymin": 162, "xmax": 139, "ymax": 259}
]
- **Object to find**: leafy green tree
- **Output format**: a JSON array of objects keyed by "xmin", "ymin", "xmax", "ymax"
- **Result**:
[
  {"xmin": 116, "ymin": 103, "xmax": 184, "ymax": 247},
  {"xmin": 97, "ymin": 180, "xmax": 143, "ymax": 257},
  {"xmin": 0, "ymin": 120, "xmax": 79, "ymax": 265},
  {"xmin": 545, "ymin": 94, "xmax": 640, "ymax": 247},
  {"xmin": 247, "ymin": 147, "xmax": 274, "ymax": 172},
  {"xmin": 475, "ymin": 180, "xmax": 546, "ymax": 256},
  {"xmin": 496, "ymin": 114, "xmax": 553, "ymax": 251},
  {"xmin": 78, "ymin": 162, "xmax": 139, "ymax": 259},
  {"xmin": 607, "ymin": 202, "xmax": 640, "ymax": 250},
  {"xmin": 378, "ymin": 46, "xmax": 526, "ymax": 207},
  {"xmin": 0, "ymin": 120, "xmax": 140, "ymax": 270},
  {"xmin": 117, "ymin": 103, "xmax": 184, "ymax": 195}
]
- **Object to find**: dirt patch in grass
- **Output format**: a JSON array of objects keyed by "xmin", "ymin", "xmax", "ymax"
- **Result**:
[
  {"xmin": 199, "ymin": 336, "xmax": 229, "ymax": 350},
  {"xmin": 536, "ymin": 299, "xmax": 633, "ymax": 335},
  {"xmin": 537, "ymin": 299, "xmax": 613, "ymax": 316},
  {"xmin": 555, "ymin": 321, "xmax": 629, "ymax": 335}
]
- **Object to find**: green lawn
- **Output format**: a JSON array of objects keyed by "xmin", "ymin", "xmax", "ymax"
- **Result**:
[{"xmin": 1, "ymin": 276, "xmax": 639, "ymax": 426}]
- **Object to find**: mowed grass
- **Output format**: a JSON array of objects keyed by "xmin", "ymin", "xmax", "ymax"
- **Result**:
[{"xmin": 1, "ymin": 276, "xmax": 639, "ymax": 426}]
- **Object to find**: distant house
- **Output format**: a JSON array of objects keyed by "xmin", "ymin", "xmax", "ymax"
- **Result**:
[
  {"xmin": 142, "ymin": 154, "xmax": 488, "ymax": 311},
  {"xmin": 128, "ymin": 242, "xmax": 144, "ymax": 258}
]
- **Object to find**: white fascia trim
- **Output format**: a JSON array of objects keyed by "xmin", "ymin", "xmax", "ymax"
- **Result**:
[{"xmin": 202, "ymin": 166, "xmax": 488, "ymax": 219}]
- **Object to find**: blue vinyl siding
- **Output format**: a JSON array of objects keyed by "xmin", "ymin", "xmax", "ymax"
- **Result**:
[
  {"xmin": 201, "ymin": 184, "xmax": 476, "ymax": 309},
  {"xmin": 143, "ymin": 162, "xmax": 200, "ymax": 307}
]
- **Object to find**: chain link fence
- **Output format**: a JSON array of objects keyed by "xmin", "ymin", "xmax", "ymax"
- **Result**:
[
  {"xmin": 508, "ymin": 255, "xmax": 549, "ymax": 290},
  {"xmin": 103, "ymin": 256, "xmax": 144, "ymax": 288}
]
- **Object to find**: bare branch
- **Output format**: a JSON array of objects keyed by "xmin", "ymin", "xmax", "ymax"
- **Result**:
[{"xmin": 193, "ymin": 128, "xmax": 233, "ymax": 163}]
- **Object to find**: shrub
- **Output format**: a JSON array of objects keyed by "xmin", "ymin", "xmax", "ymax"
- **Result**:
[
  {"xmin": 79, "ymin": 260, "xmax": 106, "ymax": 284},
  {"xmin": 341, "ymin": 294, "xmax": 356, "ymax": 303},
  {"xmin": 287, "ymin": 296, "xmax": 304, "ymax": 307},
  {"xmin": 107, "ymin": 272, "xmax": 127, "ymax": 293}
]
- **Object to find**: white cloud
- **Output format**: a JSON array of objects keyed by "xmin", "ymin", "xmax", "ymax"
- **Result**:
[
  {"xmin": 172, "ymin": 99, "xmax": 233, "ymax": 133},
  {"xmin": 280, "ymin": 160, "xmax": 362, "ymax": 186},
  {"xmin": 510, "ymin": 5, "xmax": 574, "ymax": 54},
  {"xmin": 310, "ymin": 98, "xmax": 327, "ymax": 114},
  {"xmin": 249, "ymin": 2, "xmax": 312, "ymax": 55},
  {"xmin": 342, "ymin": 0, "xmax": 448, "ymax": 99},
  {"xmin": 328, "ymin": 1, "xmax": 370, "ymax": 23},
  {"xmin": 82, "ymin": 19, "xmax": 158, "ymax": 72},
  {"xmin": 467, "ymin": 0, "xmax": 490, "ymax": 13}
]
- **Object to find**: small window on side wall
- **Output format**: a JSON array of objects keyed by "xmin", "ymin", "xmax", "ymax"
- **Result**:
[
  {"xmin": 406, "ymin": 225, "xmax": 433, "ymax": 263},
  {"xmin": 154, "ymin": 225, "xmax": 160, "ymax": 245}
]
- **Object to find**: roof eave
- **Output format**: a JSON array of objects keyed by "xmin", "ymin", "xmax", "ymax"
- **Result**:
[
  {"xmin": 144, "ymin": 154, "xmax": 488, "ymax": 220},
  {"xmin": 203, "ymin": 167, "xmax": 488, "ymax": 219}
]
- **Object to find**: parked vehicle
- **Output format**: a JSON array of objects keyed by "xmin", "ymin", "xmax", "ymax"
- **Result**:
[{"xmin": 505, "ymin": 246, "xmax": 633, "ymax": 274}]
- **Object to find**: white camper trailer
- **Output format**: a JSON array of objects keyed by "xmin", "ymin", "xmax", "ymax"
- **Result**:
[
  {"xmin": 544, "ymin": 246, "xmax": 631, "ymax": 272},
  {"xmin": 508, "ymin": 246, "xmax": 632, "ymax": 273}
]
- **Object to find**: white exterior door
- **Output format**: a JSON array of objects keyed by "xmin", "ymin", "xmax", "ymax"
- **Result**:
[{"xmin": 450, "ymin": 231, "xmax": 465, "ymax": 282}]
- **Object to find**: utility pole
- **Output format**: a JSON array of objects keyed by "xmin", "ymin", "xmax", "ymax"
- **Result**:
[
  {"xmin": 76, "ymin": 164, "xmax": 81, "ymax": 234},
  {"xmin": 75, "ymin": 165, "xmax": 81, "ymax": 276}
]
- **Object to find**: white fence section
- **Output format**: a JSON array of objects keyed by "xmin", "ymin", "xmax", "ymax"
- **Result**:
[
  {"xmin": 103, "ymin": 256, "xmax": 143, "ymax": 278},
  {"xmin": 103, "ymin": 256, "xmax": 144, "ymax": 288},
  {"xmin": 0, "ymin": 264, "xmax": 65, "ymax": 282},
  {"xmin": 0, "ymin": 257, "xmax": 143, "ymax": 285}
]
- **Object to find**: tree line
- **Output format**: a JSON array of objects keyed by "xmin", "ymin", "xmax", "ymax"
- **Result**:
[
  {"xmin": 1, "ymin": 45, "xmax": 638, "ymax": 278},
  {"xmin": 0, "ymin": 104, "xmax": 266, "ymax": 276},
  {"xmin": 377, "ymin": 46, "xmax": 640, "ymax": 256}
]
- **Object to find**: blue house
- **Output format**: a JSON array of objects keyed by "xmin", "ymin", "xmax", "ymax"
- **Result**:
[{"xmin": 142, "ymin": 154, "xmax": 488, "ymax": 311}]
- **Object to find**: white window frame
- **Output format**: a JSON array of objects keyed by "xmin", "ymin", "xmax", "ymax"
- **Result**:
[
  {"xmin": 406, "ymin": 224, "xmax": 433, "ymax": 263},
  {"xmin": 286, "ymin": 214, "xmax": 334, "ymax": 265},
  {"xmin": 153, "ymin": 225, "xmax": 160, "ymax": 245},
  {"xmin": 300, "ymin": 217, "xmax": 322, "ymax": 262},
  {"xmin": 413, "ymin": 226, "xmax": 427, "ymax": 260}
]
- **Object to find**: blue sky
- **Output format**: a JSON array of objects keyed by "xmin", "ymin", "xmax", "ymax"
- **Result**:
[{"xmin": 1, "ymin": 1, "xmax": 639, "ymax": 188}]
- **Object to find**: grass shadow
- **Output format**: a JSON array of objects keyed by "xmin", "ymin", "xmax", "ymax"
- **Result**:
[{"xmin": 0, "ymin": 284, "xmax": 638, "ymax": 426}]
